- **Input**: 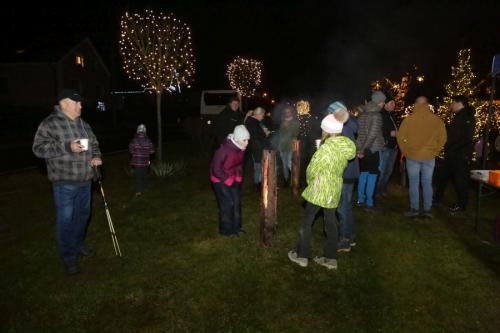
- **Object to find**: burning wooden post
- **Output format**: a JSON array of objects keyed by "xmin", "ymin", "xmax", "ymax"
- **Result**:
[
  {"xmin": 261, "ymin": 150, "xmax": 277, "ymax": 246},
  {"xmin": 291, "ymin": 139, "xmax": 301, "ymax": 197}
]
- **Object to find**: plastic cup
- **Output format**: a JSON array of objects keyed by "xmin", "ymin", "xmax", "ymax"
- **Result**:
[{"xmin": 79, "ymin": 138, "xmax": 89, "ymax": 151}]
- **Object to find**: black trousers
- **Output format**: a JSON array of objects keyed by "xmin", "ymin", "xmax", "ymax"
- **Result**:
[
  {"xmin": 133, "ymin": 167, "xmax": 148, "ymax": 193},
  {"xmin": 296, "ymin": 202, "xmax": 338, "ymax": 259},
  {"xmin": 435, "ymin": 156, "xmax": 470, "ymax": 208}
]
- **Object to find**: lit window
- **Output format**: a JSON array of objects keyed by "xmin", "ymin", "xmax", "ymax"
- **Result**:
[{"xmin": 76, "ymin": 55, "xmax": 85, "ymax": 68}]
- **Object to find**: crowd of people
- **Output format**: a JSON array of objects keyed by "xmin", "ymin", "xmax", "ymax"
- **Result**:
[
  {"xmin": 33, "ymin": 88, "xmax": 479, "ymax": 275},
  {"xmin": 211, "ymin": 91, "xmax": 478, "ymax": 270}
]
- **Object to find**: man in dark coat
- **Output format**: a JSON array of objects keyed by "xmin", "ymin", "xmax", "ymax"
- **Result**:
[
  {"xmin": 215, "ymin": 96, "xmax": 243, "ymax": 145},
  {"xmin": 434, "ymin": 95, "xmax": 476, "ymax": 213},
  {"xmin": 376, "ymin": 95, "xmax": 399, "ymax": 197}
]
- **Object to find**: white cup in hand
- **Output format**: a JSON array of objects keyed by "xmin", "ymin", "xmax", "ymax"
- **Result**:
[
  {"xmin": 79, "ymin": 139, "xmax": 89, "ymax": 151},
  {"xmin": 315, "ymin": 139, "xmax": 321, "ymax": 148}
]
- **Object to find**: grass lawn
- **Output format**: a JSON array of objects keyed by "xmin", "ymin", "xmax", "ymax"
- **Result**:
[{"xmin": 1, "ymin": 142, "xmax": 499, "ymax": 332}]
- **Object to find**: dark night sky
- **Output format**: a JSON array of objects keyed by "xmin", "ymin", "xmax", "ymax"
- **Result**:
[{"xmin": 2, "ymin": 0, "xmax": 500, "ymax": 105}]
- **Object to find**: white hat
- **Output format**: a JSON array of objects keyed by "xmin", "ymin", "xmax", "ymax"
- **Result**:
[
  {"xmin": 321, "ymin": 114, "xmax": 343, "ymax": 134},
  {"xmin": 233, "ymin": 125, "xmax": 250, "ymax": 141},
  {"xmin": 137, "ymin": 124, "xmax": 146, "ymax": 133}
]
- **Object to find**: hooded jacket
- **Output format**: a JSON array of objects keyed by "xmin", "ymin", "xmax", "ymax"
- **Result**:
[
  {"xmin": 356, "ymin": 102, "xmax": 385, "ymax": 154},
  {"xmin": 33, "ymin": 106, "xmax": 101, "ymax": 183},
  {"xmin": 210, "ymin": 138, "xmax": 246, "ymax": 186},
  {"xmin": 397, "ymin": 104, "xmax": 447, "ymax": 160},
  {"xmin": 444, "ymin": 106, "xmax": 475, "ymax": 158},
  {"xmin": 302, "ymin": 136, "xmax": 356, "ymax": 209},
  {"xmin": 129, "ymin": 132, "xmax": 155, "ymax": 167}
]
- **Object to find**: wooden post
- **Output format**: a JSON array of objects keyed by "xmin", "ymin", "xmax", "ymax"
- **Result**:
[
  {"xmin": 261, "ymin": 150, "xmax": 277, "ymax": 246},
  {"xmin": 291, "ymin": 139, "xmax": 301, "ymax": 197}
]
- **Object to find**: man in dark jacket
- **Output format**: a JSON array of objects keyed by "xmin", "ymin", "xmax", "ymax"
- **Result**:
[
  {"xmin": 33, "ymin": 89, "xmax": 102, "ymax": 275},
  {"xmin": 434, "ymin": 95, "xmax": 476, "ymax": 213},
  {"xmin": 215, "ymin": 96, "xmax": 243, "ymax": 145},
  {"xmin": 376, "ymin": 95, "xmax": 399, "ymax": 197}
]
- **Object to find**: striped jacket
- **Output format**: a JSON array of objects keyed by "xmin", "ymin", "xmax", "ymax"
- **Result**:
[
  {"xmin": 129, "ymin": 132, "xmax": 155, "ymax": 167},
  {"xmin": 33, "ymin": 106, "xmax": 101, "ymax": 183},
  {"xmin": 302, "ymin": 136, "xmax": 356, "ymax": 209}
]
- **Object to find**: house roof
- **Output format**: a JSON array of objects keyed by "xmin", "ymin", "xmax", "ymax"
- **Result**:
[{"xmin": 0, "ymin": 37, "xmax": 110, "ymax": 76}]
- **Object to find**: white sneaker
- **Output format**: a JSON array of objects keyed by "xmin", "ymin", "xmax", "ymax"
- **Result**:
[
  {"xmin": 313, "ymin": 256, "xmax": 338, "ymax": 270},
  {"xmin": 288, "ymin": 251, "xmax": 308, "ymax": 267}
]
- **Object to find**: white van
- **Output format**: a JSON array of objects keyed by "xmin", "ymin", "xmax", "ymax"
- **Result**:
[{"xmin": 200, "ymin": 90, "xmax": 241, "ymax": 118}]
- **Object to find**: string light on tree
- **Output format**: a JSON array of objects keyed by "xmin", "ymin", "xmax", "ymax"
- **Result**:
[
  {"xmin": 436, "ymin": 49, "xmax": 500, "ymax": 143},
  {"xmin": 119, "ymin": 10, "xmax": 195, "ymax": 93},
  {"xmin": 226, "ymin": 56, "xmax": 263, "ymax": 97},
  {"xmin": 296, "ymin": 100, "xmax": 312, "ymax": 137},
  {"xmin": 296, "ymin": 100, "xmax": 310, "ymax": 116},
  {"xmin": 119, "ymin": 10, "xmax": 196, "ymax": 161},
  {"xmin": 371, "ymin": 74, "xmax": 410, "ymax": 113}
]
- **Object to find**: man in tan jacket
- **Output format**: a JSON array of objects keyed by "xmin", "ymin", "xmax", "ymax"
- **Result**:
[{"xmin": 397, "ymin": 99, "xmax": 447, "ymax": 218}]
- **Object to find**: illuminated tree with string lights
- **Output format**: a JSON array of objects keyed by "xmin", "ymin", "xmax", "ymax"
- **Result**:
[
  {"xmin": 436, "ymin": 49, "xmax": 499, "ymax": 143},
  {"xmin": 226, "ymin": 56, "xmax": 263, "ymax": 98},
  {"xmin": 119, "ymin": 10, "xmax": 195, "ymax": 161}
]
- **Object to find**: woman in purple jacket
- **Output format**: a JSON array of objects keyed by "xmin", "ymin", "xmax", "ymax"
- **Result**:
[
  {"xmin": 210, "ymin": 125, "xmax": 250, "ymax": 236},
  {"xmin": 129, "ymin": 124, "xmax": 155, "ymax": 197}
]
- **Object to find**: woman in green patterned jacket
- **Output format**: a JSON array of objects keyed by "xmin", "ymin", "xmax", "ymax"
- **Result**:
[{"xmin": 288, "ymin": 111, "xmax": 356, "ymax": 270}]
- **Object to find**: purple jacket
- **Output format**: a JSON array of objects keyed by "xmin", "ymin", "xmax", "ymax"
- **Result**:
[
  {"xmin": 210, "ymin": 139, "xmax": 245, "ymax": 186},
  {"xmin": 129, "ymin": 133, "xmax": 154, "ymax": 167}
]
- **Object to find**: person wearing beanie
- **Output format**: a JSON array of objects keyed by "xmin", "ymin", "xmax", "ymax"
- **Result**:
[
  {"xmin": 371, "ymin": 91, "xmax": 387, "ymax": 108},
  {"xmin": 356, "ymin": 101, "xmax": 384, "ymax": 210},
  {"xmin": 397, "ymin": 101, "xmax": 446, "ymax": 218},
  {"xmin": 210, "ymin": 125, "xmax": 250, "ymax": 236},
  {"xmin": 376, "ymin": 94, "xmax": 399, "ymax": 197},
  {"xmin": 288, "ymin": 114, "xmax": 356, "ymax": 270},
  {"xmin": 129, "ymin": 124, "xmax": 155, "ymax": 197},
  {"xmin": 327, "ymin": 102, "xmax": 360, "ymax": 252}
]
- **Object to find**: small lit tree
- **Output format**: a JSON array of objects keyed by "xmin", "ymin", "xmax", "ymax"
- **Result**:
[
  {"xmin": 226, "ymin": 56, "xmax": 263, "ymax": 98},
  {"xmin": 436, "ymin": 49, "xmax": 499, "ymax": 143},
  {"xmin": 119, "ymin": 10, "xmax": 195, "ymax": 161}
]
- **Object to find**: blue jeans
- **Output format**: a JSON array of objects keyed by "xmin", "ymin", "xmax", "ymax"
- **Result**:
[
  {"xmin": 357, "ymin": 172, "xmax": 378, "ymax": 207},
  {"xmin": 53, "ymin": 183, "xmax": 91, "ymax": 263},
  {"xmin": 213, "ymin": 182, "xmax": 242, "ymax": 235},
  {"xmin": 338, "ymin": 182, "xmax": 355, "ymax": 239},
  {"xmin": 253, "ymin": 160, "xmax": 262, "ymax": 184},
  {"xmin": 279, "ymin": 150, "xmax": 293, "ymax": 180},
  {"xmin": 406, "ymin": 157, "xmax": 435, "ymax": 211},
  {"xmin": 377, "ymin": 147, "xmax": 399, "ymax": 194}
]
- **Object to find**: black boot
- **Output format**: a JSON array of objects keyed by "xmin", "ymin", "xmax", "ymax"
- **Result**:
[
  {"xmin": 64, "ymin": 260, "xmax": 80, "ymax": 276},
  {"xmin": 283, "ymin": 178, "xmax": 290, "ymax": 188},
  {"xmin": 254, "ymin": 183, "xmax": 261, "ymax": 193}
]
